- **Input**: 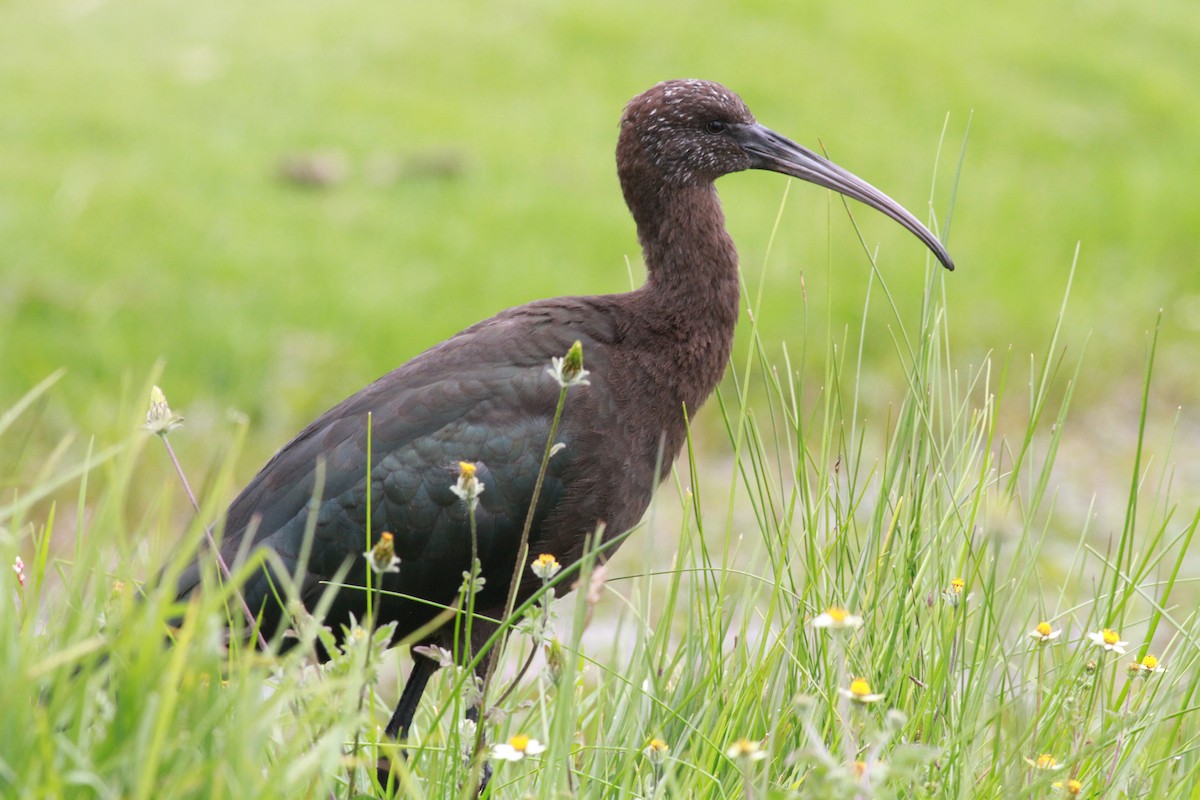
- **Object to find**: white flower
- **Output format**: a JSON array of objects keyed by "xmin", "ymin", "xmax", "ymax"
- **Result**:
[
  {"xmin": 1133, "ymin": 654, "xmax": 1166, "ymax": 675},
  {"xmin": 492, "ymin": 734, "xmax": 546, "ymax": 761},
  {"xmin": 143, "ymin": 385, "xmax": 184, "ymax": 435},
  {"xmin": 530, "ymin": 553, "xmax": 562, "ymax": 581},
  {"xmin": 450, "ymin": 461, "xmax": 485, "ymax": 510},
  {"xmin": 1025, "ymin": 753, "xmax": 1063, "ymax": 771},
  {"xmin": 839, "ymin": 677, "xmax": 885, "ymax": 704},
  {"xmin": 546, "ymin": 341, "xmax": 590, "ymax": 388},
  {"xmin": 12, "ymin": 556, "xmax": 25, "ymax": 587},
  {"xmin": 941, "ymin": 577, "xmax": 973, "ymax": 607},
  {"xmin": 725, "ymin": 738, "xmax": 767, "ymax": 761},
  {"xmin": 363, "ymin": 532, "xmax": 401, "ymax": 574},
  {"xmin": 1029, "ymin": 621, "xmax": 1061, "ymax": 643},
  {"xmin": 811, "ymin": 606, "xmax": 863, "ymax": 631},
  {"xmin": 643, "ymin": 738, "xmax": 669, "ymax": 765},
  {"xmin": 1087, "ymin": 628, "xmax": 1129, "ymax": 655}
]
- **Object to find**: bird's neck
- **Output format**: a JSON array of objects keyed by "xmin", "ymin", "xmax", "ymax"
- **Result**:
[{"xmin": 629, "ymin": 183, "xmax": 741, "ymax": 412}]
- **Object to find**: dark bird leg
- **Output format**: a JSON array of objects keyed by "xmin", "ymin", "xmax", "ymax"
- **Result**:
[
  {"xmin": 376, "ymin": 652, "xmax": 438, "ymax": 791},
  {"xmin": 376, "ymin": 650, "xmax": 493, "ymax": 795},
  {"xmin": 384, "ymin": 651, "xmax": 438, "ymax": 740}
]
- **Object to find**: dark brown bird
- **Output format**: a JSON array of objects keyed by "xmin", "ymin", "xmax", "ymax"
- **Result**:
[{"xmin": 174, "ymin": 79, "xmax": 953, "ymax": 788}]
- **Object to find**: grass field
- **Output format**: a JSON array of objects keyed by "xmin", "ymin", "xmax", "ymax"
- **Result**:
[
  {"xmin": 4, "ymin": 0, "xmax": 1200, "ymax": 796},
  {"xmin": 6, "ymin": 268, "xmax": 1200, "ymax": 797}
]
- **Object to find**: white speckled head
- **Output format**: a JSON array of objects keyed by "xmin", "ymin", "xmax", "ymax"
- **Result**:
[{"xmin": 618, "ymin": 80, "xmax": 758, "ymax": 185}]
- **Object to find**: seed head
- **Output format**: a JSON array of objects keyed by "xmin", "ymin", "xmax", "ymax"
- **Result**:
[
  {"xmin": 451, "ymin": 461, "xmax": 485, "ymax": 509},
  {"xmin": 644, "ymin": 738, "xmax": 669, "ymax": 765},
  {"xmin": 547, "ymin": 341, "xmax": 590, "ymax": 388},
  {"xmin": 144, "ymin": 385, "xmax": 184, "ymax": 435},
  {"xmin": 363, "ymin": 531, "xmax": 401, "ymax": 574}
]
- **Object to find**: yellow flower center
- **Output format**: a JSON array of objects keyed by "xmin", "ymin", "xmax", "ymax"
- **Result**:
[
  {"xmin": 535, "ymin": 554, "xmax": 559, "ymax": 568},
  {"xmin": 508, "ymin": 734, "xmax": 530, "ymax": 752},
  {"xmin": 1065, "ymin": 779, "xmax": 1083, "ymax": 794},
  {"xmin": 458, "ymin": 461, "xmax": 477, "ymax": 478},
  {"xmin": 1102, "ymin": 628, "xmax": 1120, "ymax": 645},
  {"xmin": 648, "ymin": 738, "xmax": 668, "ymax": 752},
  {"xmin": 950, "ymin": 578, "xmax": 965, "ymax": 593},
  {"xmin": 1035, "ymin": 753, "xmax": 1056, "ymax": 769},
  {"xmin": 1142, "ymin": 654, "xmax": 1158, "ymax": 670},
  {"xmin": 827, "ymin": 606, "xmax": 849, "ymax": 623},
  {"xmin": 380, "ymin": 532, "xmax": 394, "ymax": 543},
  {"xmin": 1035, "ymin": 621, "xmax": 1052, "ymax": 637},
  {"xmin": 849, "ymin": 677, "xmax": 873, "ymax": 697},
  {"xmin": 730, "ymin": 738, "xmax": 759, "ymax": 756}
]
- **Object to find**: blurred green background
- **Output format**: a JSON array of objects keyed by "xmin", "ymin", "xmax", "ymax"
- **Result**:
[{"xmin": 2, "ymin": 0, "xmax": 1198, "ymax": 469}]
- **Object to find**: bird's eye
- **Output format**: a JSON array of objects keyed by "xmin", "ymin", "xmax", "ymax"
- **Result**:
[{"xmin": 705, "ymin": 120, "xmax": 726, "ymax": 134}]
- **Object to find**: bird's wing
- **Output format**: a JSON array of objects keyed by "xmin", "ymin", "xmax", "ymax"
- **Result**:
[{"xmin": 174, "ymin": 298, "xmax": 622, "ymax": 627}]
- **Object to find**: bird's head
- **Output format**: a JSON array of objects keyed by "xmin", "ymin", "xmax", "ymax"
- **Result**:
[{"xmin": 618, "ymin": 79, "xmax": 954, "ymax": 271}]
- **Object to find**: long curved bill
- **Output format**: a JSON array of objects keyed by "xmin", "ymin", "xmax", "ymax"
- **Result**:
[{"xmin": 736, "ymin": 123, "xmax": 954, "ymax": 271}]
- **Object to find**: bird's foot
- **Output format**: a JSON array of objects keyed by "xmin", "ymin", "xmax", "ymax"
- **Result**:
[
  {"xmin": 373, "ymin": 754, "xmax": 491, "ymax": 797},
  {"xmin": 374, "ymin": 754, "xmax": 399, "ymax": 796},
  {"xmin": 477, "ymin": 760, "xmax": 493, "ymax": 796}
]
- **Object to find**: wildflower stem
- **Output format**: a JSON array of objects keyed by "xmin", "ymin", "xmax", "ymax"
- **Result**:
[
  {"xmin": 158, "ymin": 431, "xmax": 267, "ymax": 651},
  {"xmin": 833, "ymin": 636, "xmax": 854, "ymax": 766},
  {"xmin": 492, "ymin": 638, "xmax": 539, "ymax": 709},
  {"xmin": 1107, "ymin": 677, "xmax": 1134, "ymax": 784},
  {"xmin": 349, "ymin": 579, "xmax": 385, "ymax": 796},
  {"xmin": 1034, "ymin": 645, "xmax": 1044, "ymax": 745},
  {"xmin": 466, "ymin": 487, "xmax": 479, "ymax": 660},
  {"xmin": 1077, "ymin": 652, "xmax": 1104, "ymax": 755},
  {"xmin": 473, "ymin": 368, "xmax": 574, "ymax": 778},
  {"xmin": 161, "ymin": 435, "xmax": 200, "ymax": 515},
  {"xmin": 350, "ymin": 414, "xmax": 376, "ymax": 799},
  {"xmin": 457, "ymin": 484, "xmax": 483, "ymax": 786}
]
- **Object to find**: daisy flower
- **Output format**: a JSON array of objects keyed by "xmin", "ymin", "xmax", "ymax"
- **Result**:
[
  {"xmin": 840, "ymin": 677, "xmax": 885, "ymax": 704},
  {"xmin": 725, "ymin": 738, "xmax": 767, "ymax": 761},
  {"xmin": 531, "ymin": 553, "xmax": 562, "ymax": 581},
  {"xmin": 1087, "ymin": 628, "xmax": 1128, "ymax": 655},
  {"xmin": 451, "ymin": 461, "xmax": 485, "ymax": 509},
  {"xmin": 492, "ymin": 733, "xmax": 546, "ymax": 761},
  {"xmin": 363, "ymin": 532, "xmax": 400, "ymax": 574},
  {"xmin": 1028, "ymin": 621, "xmax": 1061, "ymax": 643},
  {"xmin": 811, "ymin": 606, "xmax": 863, "ymax": 631}
]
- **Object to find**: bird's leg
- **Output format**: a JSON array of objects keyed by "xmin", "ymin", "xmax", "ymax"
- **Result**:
[
  {"xmin": 385, "ymin": 651, "xmax": 438, "ymax": 739},
  {"xmin": 376, "ymin": 652, "xmax": 438, "ymax": 790}
]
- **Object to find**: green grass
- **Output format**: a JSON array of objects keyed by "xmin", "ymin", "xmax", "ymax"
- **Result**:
[
  {"xmin": 4, "ymin": 1, "xmax": 1200, "ymax": 795},
  {"xmin": 5, "ymin": 240, "xmax": 1200, "ymax": 797}
]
